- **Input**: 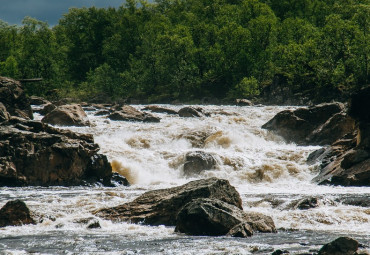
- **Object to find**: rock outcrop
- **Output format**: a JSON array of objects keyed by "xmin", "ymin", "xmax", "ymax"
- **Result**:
[
  {"xmin": 0, "ymin": 117, "xmax": 112, "ymax": 186},
  {"xmin": 318, "ymin": 237, "xmax": 359, "ymax": 255},
  {"xmin": 262, "ymin": 102, "xmax": 354, "ymax": 146},
  {"xmin": 108, "ymin": 105, "xmax": 160, "ymax": 122},
  {"xmin": 42, "ymin": 104, "xmax": 90, "ymax": 126},
  {"xmin": 235, "ymin": 99, "xmax": 253, "ymax": 106},
  {"xmin": 39, "ymin": 103, "xmax": 57, "ymax": 116},
  {"xmin": 183, "ymin": 151, "xmax": 217, "ymax": 176},
  {"xmin": 0, "ymin": 77, "xmax": 33, "ymax": 119},
  {"xmin": 0, "ymin": 200, "xmax": 35, "ymax": 227},
  {"xmin": 175, "ymin": 198, "xmax": 276, "ymax": 237},
  {"xmin": 94, "ymin": 178, "xmax": 242, "ymax": 226},
  {"xmin": 312, "ymin": 87, "xmax": 370, "ymax": 186}
]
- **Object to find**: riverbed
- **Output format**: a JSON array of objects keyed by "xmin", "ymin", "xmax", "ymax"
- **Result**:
[{"xmin": 1, "ymin": 105, "xmax": 369, "ymax": 254}]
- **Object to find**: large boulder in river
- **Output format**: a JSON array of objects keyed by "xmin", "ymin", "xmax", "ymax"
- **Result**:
[
  {"xmin": 0, "ymin": 117, "xmax": 112, "ymax": 186},
  {"xmin": 175, "ymin": 198, "xmax": 276, "ymax": 237},
  {"xmin": 318, "ymin": 237, "xmax": 359, "ymax": 255},
  {"xmin": 42, "ymin": 104, "xmax": 90, "ymax": 126},
  {"xmin": 0, "ymin": 200, "xmax": 35, "ymax": 227},
  {"xmin": 108, "ymin": 105, "xmax": 160, "ymax": 122},
  {"xmin": 94, "ymin": 178, "xmax": 242, "ymax": 226},
  {"xmin": 312, "ymin": 87, "xmax": 370, "ymax": 186},
  {"xmin": 0, "ymin": 76, "xmax": 33, "ymax": 119},
  {"xmin": 178, "ymin": 106, "xmax": 205, "ymax": 117},
  {"xmin": 183, "ymin": 151, "xmax": 217, "ymax": 176},
  {"xmin": 262, "ymin": 102, "xmax": 354, "ymax": 145}
]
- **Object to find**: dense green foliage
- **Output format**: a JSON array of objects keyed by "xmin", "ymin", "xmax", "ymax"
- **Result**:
[{"xmin": 0, "ymin": 0, "xmax": 368, "ymax": 103}]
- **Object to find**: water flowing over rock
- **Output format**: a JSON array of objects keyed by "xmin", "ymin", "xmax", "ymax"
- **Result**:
[
  {"xmin": 108, "ymin": 105, "xmax": 160, "ymax": 122},
  {"xmin": 42, "ymin": 104, "xmax": 90, "ymax": 127},
  {"xmin": 0, "ymin": 117, "xmax": 112, "ymax": 186},
  {"xmin": 235, "ymin": 99, "xmax": 253, "ymax": 106},
  {"xmin": 312, "ymin": 87, "xmax": 370, "ymax": 186},
  {"xmin": 0, "ymin": 76, "xmax": 33, "ymax": 120},
  {"xmin": 183, "ymin": 151, "xmax": 217, "ymax": 176},
  {"xmin": 262, "ymin": 102, "xmax": 354, "ymax": 146},
  {"xmin": 142, "ymin": 105, "xmax": 178, "ymax": 115},
  {"xmin": 94, "ymin": 178, "xmax": 242, "ymax": 226},
  {"xmin": 175, "ymin": 198, "xmax": 276, "ymax": 237},
  {"xmin": 0, "ymin": 200, "xmax": 35, "ymax": 227},
  {"xmin": 318, "ymin": 237, "xmax": 359, "ymax": 255}
]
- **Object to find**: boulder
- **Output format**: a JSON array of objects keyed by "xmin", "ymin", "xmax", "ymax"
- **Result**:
[
  {"xmin": 178, "ymin": 107, "xmax": 204, "ymax": 117},
  {"xmin": 142, "ymin": 105, "xmax": 178, "ymax": 115},
  {"xmin": 262, "ymin": 103, "xmax": 349, "ymax": 145},
  {"xmin": 312, "ymin": 87, "xmax": 370, "ymax": 186},
  {"xmin": 175, "ymin": 198, "xmax": 276, "ymax": 237},
  {"xmin": 29, "ymin": 96, "xmax": 50, "ymax": 105},
  {"xmin": 94, "ymin": 178, "xmax": 242, "ymax": 226},
  {"xmin": 0, "ymin": 76, "xmax": 33, "ymax": 119},
  {"xmin": 0, "ymin": 200, "xmax": 35, "ymax": 227},
  {"xmin": 39, "ymin": 103, "xmax": 57, "ymax": 116},
  {"xmin": 291, "ymin": 197, "xmax": 319, "ymax": 210},
  {"xmin": 235, "ymin": 99, "xmax": 253, "ymax": 106},
  {"xmin": 183, "ymin": 151, "xmax": 217, "ymax": 176},
  {"xmin": 42, "ymin": 104, "xmax": 90, "ymax": 126},
  {"xmin": 0, "ymin": 117, "xmax": 112, "ymax": 186},
  {"xmin": 108, "ymin": 105, "xmax": 160, "ymax": 123},
  {"xmin": 318, "ymin": 237, "xmax": 359, "ymax": 255},
  {"xmin": 0, "ymin": 102, "xmax": 10, "ymax": 122}
]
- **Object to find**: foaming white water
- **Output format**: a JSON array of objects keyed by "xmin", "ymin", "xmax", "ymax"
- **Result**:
[{"xmin": 1, "ymin": 105, "xmax": 369, "ymax": 254}]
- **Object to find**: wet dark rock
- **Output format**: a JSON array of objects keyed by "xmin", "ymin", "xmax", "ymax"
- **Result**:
[
  {"xmin": 307, "ymin": 148, "xmax": 326, "ymax": 165},
  {"xmin": 107, "ymin": 172, "xmax": 130, "ymax": 186},
  {"xmin": 87, "ymin": 220, "xmax": 101, "ymax": 229},
  {"xmin": 74, "ymin": 217, "xmax": 101, "ymax": 229},
  {"xmin": 0, "ymin": 117, "xmax": 112, "ymax": 186},
  {"xmin": 0, "ymin": 102, "xmax": 10, "ymax": 122},
  {"xmin": 183, "ymin": 151, "xmax": 217, "ymax": 176},
  {"xmin": 0, "ymin": 200, "xmax": 35, "ymax": 227},
  {"xmin": 39, "ymin": 103, "xmax": 57, "ymax": 116},
  {"xmin": 318, "ymin": 237, "xmax": 359, "ymax": 255},
  {"xmin": 227, "ymin": 222, "xmax": 253, "ymax": 238},
  {"xmin": 94, "ymin": 110, "xmax": 111, "ymax": 116},
  {"xmin": 0, "ymin": 76, "xmax": 33, "ymax": 119},
  {"xmin": 108, "ymin": 105, "xmax": 160, "ymax": 123},
  {"xmin": 94, "ymin": 178, "xmax": 242, "ymax": 226},
  {"xmin": 175, "ymin": 198, "xmax": 276, "ymax": 236},
  {"xmin": 42, "ymin": 104, "xmax": 90, "ymax": 126},
  {"xmin": 178, "ymin": 107, "xmax": 204, "ymax": 117},
  {"xmin": 272, "ymin": 250, "xmax": 290, "ymax": 255},
  {"xmin": 262, "ymin": 103, "xmax": 350, "ymax": 145},
  {"xmin": 335, "ymin": 196, "xmax": 370, "ymax": 207},
  {"xmin": 291, "ymin": 197, "xmax": 319, "ymax": 210},
  {"xmin": 236, "ymin": 99, "xmax": 253, "ymax": 106},
  {"xmin": 142, "ymin": 105, "xmax": 178, "ymax": 115},
  {"xmin": 29, "ymin": 96, "xmax": 50, "ymax": 105}
]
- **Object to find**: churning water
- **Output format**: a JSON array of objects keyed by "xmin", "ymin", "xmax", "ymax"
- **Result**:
[{"xmin": 1, "ymin": 105, "xmax": 369, "ymax": 254}]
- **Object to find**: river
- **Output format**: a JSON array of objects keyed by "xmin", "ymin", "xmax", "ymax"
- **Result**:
[{"xmin": 0, "ymin": 105, "xmax": 369, "ymax": 254}]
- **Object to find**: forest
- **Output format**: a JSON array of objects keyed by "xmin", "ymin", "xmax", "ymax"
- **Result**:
[{"xmin": 0, "ymin": 0, "xmax": 369, "ymax": 103}]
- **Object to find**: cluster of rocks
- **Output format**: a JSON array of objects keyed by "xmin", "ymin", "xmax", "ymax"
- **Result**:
[
  {"xmin": 94, "ymin": 177, "xmax": 276, "ymax": 238},
  {"xmin": 0, "ymin": 76, "xmax": 124, "ymax": 186},
  {"xmin": 262, "ymin": 87, "xmax": 370, "ymax": 186}
]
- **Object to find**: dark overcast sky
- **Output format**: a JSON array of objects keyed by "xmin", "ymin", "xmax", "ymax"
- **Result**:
[{"xmin": 0, "ymin": 0, "xmax": 126, "ymax": 26}]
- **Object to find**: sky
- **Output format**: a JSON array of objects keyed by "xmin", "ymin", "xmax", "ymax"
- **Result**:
[{"xmin": 0, "ymin": 0, "xmax": 126, "ymax": 26}]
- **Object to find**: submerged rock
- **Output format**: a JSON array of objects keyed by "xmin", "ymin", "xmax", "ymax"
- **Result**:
[
  {"xmin": 0, "ymin": 117, "xmax": 112, "ymax": 186},
  {"xmin": 42, "ymin": 104, "xmax": 90, "ymax": 126},
  {"xmin": 108, "ymin": 105, "xmax": 160, "ymax": 122},
  {"xmin": 262, "ymin": 103, "xmax": 353, "ymax": 146},
  {"xmin": 94, "ymin": 178, "xmax": 242, "ymax": 226},
  {"xmin": 318, "ymin": 237, "xmax": 359, "ymax": 255},
  {"xmin": 0, "ymin": 200, "xmax": 35, "ymax": 227},
  {"xmin": 183, "ymin": 151, "xmax": 217, "ymax": 176},
  {"xmin": 0, "ymin": 76, "xmax": 33, "ymax": 120},
  {"xmin": 175, "ymin": 198, "xmax": 276, "ymax": 237}
]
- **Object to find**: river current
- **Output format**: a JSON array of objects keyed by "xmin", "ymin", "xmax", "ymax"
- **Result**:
[{"xmin": 1, "ymin": 105, "xmax": 369, "ymax": 254}]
